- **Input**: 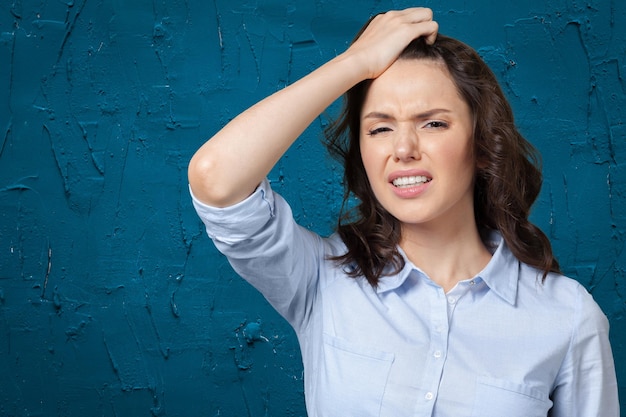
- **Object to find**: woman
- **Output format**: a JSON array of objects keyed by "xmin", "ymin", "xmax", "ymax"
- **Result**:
[{"xmin": 188, "ymin": 8, "xmax": 619, "ymax": 416}]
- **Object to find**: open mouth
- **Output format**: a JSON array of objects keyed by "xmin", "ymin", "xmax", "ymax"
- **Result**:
[{"xmin": 392, "ymin": 175, "xmax": 432, "ymax": 188}]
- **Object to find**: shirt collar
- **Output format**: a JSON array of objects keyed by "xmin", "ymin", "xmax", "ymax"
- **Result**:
[
  {"xmin": 375, "ymin": 247, "xmax": 418, "ymax": 294},
  {"xmin": 375, "ymin": 231, "xmax": 520, "ymax": 305},
  {"xmin": 476, "ymin": 231, "xmax": 519, "ymax": 305}
]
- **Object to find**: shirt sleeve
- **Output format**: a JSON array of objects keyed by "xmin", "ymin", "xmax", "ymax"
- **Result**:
[
  {"xmin": 549, "ymin": 284, "xmax": 620, "ymax": 417},
  {"xmin": 190, "ymin": 179, "xmax": 327, "ymax": 331}
]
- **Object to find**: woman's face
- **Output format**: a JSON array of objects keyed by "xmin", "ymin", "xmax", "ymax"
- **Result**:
[{"xmin": 359, "ymin": 58, "xmax": 476, "ymax": 232}]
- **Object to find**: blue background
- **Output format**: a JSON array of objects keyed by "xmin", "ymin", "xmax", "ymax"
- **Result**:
[{"xmin": 0, "ymin": 0, "xmax": 624, "ymax": 415}]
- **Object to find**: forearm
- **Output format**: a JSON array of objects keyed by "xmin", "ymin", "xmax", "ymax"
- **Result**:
[{"xmin": 188, "ymin": 53, "xmax": 364, "ymax": 207}]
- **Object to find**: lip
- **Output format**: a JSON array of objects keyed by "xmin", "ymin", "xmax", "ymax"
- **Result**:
[{"xmin": 388, "ymin": 169, "xmax": 432, "ymax": 198}]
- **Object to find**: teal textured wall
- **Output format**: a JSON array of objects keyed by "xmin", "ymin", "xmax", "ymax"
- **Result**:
[{"xmin": 0, "ymin": 0, "xmax": 624, "ymax": 415}]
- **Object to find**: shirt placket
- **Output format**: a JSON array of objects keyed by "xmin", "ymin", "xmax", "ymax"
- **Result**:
[{"xmin": 416, "ymin": 281, "xmax": 472, "ymax": 416}]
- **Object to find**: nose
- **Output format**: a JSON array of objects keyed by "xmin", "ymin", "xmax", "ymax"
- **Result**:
[{"xmin": 392, "ymin": 127, "xmax": 420, "ymax": 162}]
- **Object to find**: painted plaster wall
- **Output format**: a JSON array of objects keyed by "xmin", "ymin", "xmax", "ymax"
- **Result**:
[{"xmin": 0, "ymin": 0, "xmax": 624, "ymax": 415}]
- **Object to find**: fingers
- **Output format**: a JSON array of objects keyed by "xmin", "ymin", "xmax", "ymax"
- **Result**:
[
  {"xmin": 388, "ymin": 7, "xmax": 433, "ymax": 22},
  {"xmin": 376, "ymin": 7, "xmax": 438, "ymax": 43},
  {"xmin": 400, "ymin": 8, "xmax": 438, "ymax": 45},
  {"xmin": 356, "ymin": 7, "xmax": 438, "ymax": 53},
  {"xmin": 369, "ymin": 8, "xmax": 433, "ymax": 29},
  {"xmin": 423, "ymin": 21, "xmax": 439, "ymax": 44},
  {"xmin": 405, "ymin": 8, "xmax": 438, "ymax": 44},
  {"xmin": 344, "ymin": 7, "xmax": 439, "ymax": 80}
]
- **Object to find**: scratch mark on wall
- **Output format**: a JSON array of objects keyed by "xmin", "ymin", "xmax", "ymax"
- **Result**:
[
  {"xmin": 41, "ymin": 244, "xmax": 52, "ymax": 299},
  {"xmin": 240, "ymin": 22, "xmax": 261, "ymax": 85},
  {"xmin": 77, "ymin": 121, "xmax": 106, "ymax": 175},
  {"xmin": 1, "ymin": 20, "xmax": 16, "ymax": 159},
  {"xmin": 608, "ymin": 165, "xmax": 617, "ymax": 221},
  {"xmin": 103, "ymin": 332, "xmax": 121, "ymax": 377},
  {"xmin": 0, "ymin": 182, "xmax": 36, "ymax": 193},
  {"xmin": 113, "ymin": 135, "xmax": 131, "ymax": 224},
  {"xmin": 143, "ymin": 290, "xmax": 171, "ymax": 360},
  {"xmin": 43, "ymin": 123, "xmax": 71, "ymax": 201},
  {"xmin": 55, "ymin": 0, "xmax": 87, "ymax": 66},
  {"xmin": 588, "ymin": 240, "xmax": 625, "ymax": 292},
  {"xmin": 592, "ymin": 59, "xmax": 621, "ymax": 165},
  {"xmin": 169, "ymin": 289, "xmax": 180, "ymax": 318},
  {"xmin": 215, "ymin": 5, "xmax": 224, "ymax": 49},
  {"xmin": 0, "ymin": 122, "xmax": 9, "ymax": 159}
]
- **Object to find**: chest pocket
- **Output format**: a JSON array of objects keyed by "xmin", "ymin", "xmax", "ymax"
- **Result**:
[
  {"xmin": 471, "ymin": 376, "xmax": 553, "ymax": 417},
  {"xmin": 316, "ymin": 334, "xmax": 394, "ymax": 417}
]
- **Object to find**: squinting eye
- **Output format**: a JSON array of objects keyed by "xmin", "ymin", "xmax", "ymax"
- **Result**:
[
  {"xmin": 367, "ymin": 127, "xmax": 392, "ymax": 136},
  {"xmin": 424, "ymin": 121, "xmax": 449, "ymax": 129}
]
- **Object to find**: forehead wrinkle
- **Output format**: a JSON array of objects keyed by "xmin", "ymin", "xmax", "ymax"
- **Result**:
[
  {"xmin": 363, "ymin": 87, "xmax": 451, "ymax": 121},
  {"xmin": 363, "ymin": 109, "xmax": 452, "ymax": 120}
]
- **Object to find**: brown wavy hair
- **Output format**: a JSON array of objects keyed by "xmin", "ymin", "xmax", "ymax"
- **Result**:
[{"xmin": 324, "ymin": 33, "xmax": 560, "ymax": 287}]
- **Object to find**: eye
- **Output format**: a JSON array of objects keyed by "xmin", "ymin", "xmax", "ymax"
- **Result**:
[
  {"xmin": 424, "ymin": 120, "xmax": 449, "ymax": 129},
  {"xmin": 367, "ymin": 126, "xmax": 393, "ymax": 136}
]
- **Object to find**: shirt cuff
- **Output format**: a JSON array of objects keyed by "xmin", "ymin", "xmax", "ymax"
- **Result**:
[{"xmin": 189, "ymin": 178, "xmax": 275, "ymax": 245}]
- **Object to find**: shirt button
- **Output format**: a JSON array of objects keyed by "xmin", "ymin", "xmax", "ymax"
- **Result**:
[
  {"xmin": 433, "ymin": 350, "xmax": 442, "ymax": 358},
  {"xmin": 447, "ymin": 296, "xmax": 457, "ymax": 304},
  {"xmin": 425, "ymin": 392, "xmax": 434, "ymax": 400}
]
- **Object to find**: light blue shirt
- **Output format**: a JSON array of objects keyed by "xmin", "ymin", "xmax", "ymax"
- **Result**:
[{"xmin": 191, "ymin": 179, "xmax": 619, "ymax": 417}]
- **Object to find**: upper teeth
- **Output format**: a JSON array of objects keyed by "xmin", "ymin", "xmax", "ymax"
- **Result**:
[{"xmin": 392, "ymin": 176, "xmax": 430, "ymax": 187}]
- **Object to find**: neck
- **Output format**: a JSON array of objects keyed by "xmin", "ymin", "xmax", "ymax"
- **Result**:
[{"xmin": 400, "ymin": 220, "xmax": 492, "ymax": 292}]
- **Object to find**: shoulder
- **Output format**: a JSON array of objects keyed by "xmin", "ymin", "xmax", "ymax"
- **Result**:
[
  {"xmin": 318, "ymin": 233, "xmax": 359, "ymax": 288},
  {"xmin": 323, "ymin": 232, "xmax": 349, "ymax": 256},
  {"xmin": 518, "ymin": 264, "xmax": 609, "ymax": 331}
]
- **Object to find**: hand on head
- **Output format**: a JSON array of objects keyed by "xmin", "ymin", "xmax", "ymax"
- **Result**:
[{"xmin": 345, "ymin": 8, "xmax": 439, "ymax": 80}]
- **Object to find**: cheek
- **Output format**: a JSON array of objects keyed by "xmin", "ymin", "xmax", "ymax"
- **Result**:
[{"xmin": 440, "ymin": 139, "xmax": 475, "ymax": 172}]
